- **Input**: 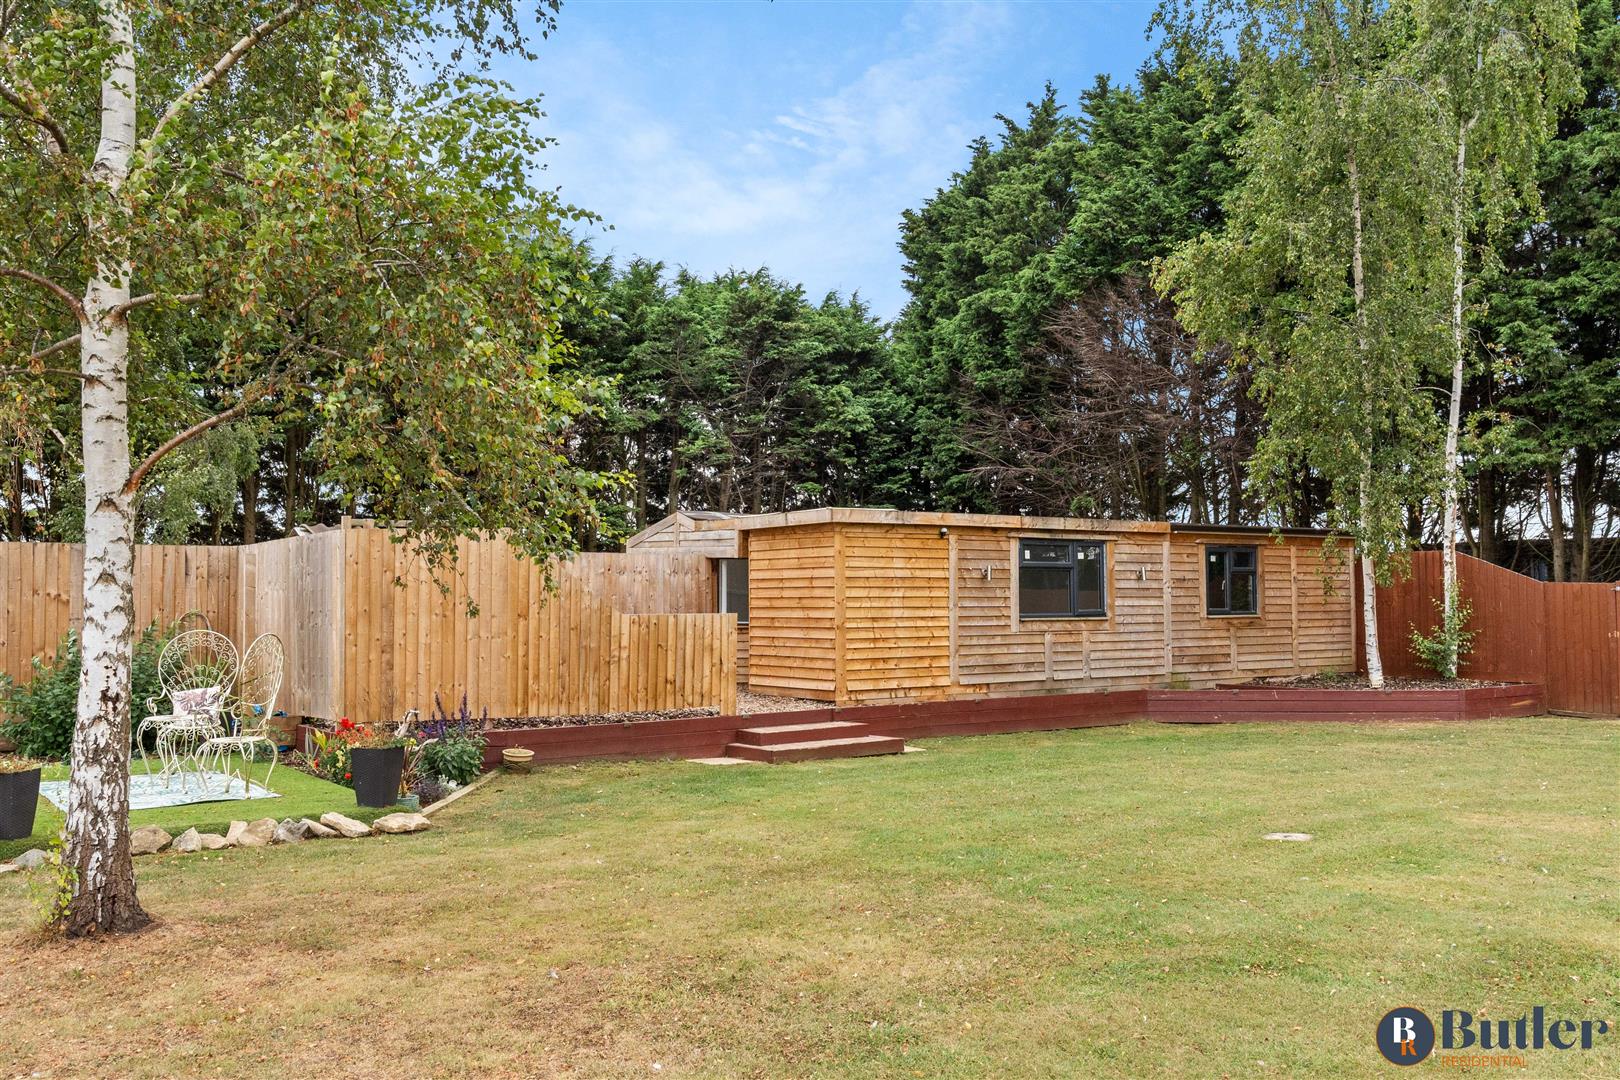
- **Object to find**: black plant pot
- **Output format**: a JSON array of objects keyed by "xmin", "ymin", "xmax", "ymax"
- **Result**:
[
  {"xmin": 350, "ymin": 746, "xmax": 405, "ymax": 808},
  {"xmin": 0, "ymin": 767, "xmax": 42, "ymax": 842}
]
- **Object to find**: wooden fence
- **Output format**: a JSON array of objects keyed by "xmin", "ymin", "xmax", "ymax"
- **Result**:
[
  {"xmin": 0, "ymin": 522, "xmax": 736, "ymax": 722},
  {"xmin": 1363, "ymin": 550, "xmax": 1620, "ymax": 716}
]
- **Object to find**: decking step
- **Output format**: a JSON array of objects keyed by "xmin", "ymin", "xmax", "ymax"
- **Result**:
[
  {"xmin": 724, "ymin": 734, "xmax": 906, "ymax": 764},
  {"xmin": 734, "ymin": 720, "xmax": 870, "ymax": 746}
]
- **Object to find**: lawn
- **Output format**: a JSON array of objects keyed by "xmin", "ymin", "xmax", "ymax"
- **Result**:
[
  {"xmin": 0, "ymin": 758, "xmax": 388, "ymax": 863},
  {"xmin": 2, "ymin": 717, "xmax": 1616, "ymax": 1078}
]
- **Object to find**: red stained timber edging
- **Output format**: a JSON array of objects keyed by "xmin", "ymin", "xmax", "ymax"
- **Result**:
[
  {"xmin": 1154, "ymin": 683, "xmax": 1545, "ymax": 724},
  {"xmin": 437, "ymin": 683, "xmax": 1544, "ymax": 768}
]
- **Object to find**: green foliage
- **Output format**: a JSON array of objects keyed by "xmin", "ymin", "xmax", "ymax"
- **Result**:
[
  {"xmin": 890, "ymin": 64, "xmax": 1245, "ymax": 513},
  {"xmin": 0, "ymin": 624, "xmax": 170, "ymax": 762},
  {"xmin": 1, "ymin": 1, "xmax": 612, "ymax": 571},
  {"xmin": 1156, "ymin": 0, "xmax": 1452, "ymax": 576},
  {"xmin": 1475, "ymin": 0, "xmax": 1619, "ymax": 556},
  {"xmin": 26, "ymin": 839, "xmax": 76, "ymax": 932},
  {"xmin": 562, "ymin": 259, "xmax": 902, "ymax": 525},
  {"xmin": 1410, "ymin": 594, "xmax": 1477, "ymax": 679},
  {"xmin": 422, "ymin": 731, "xmax": 485, "ymax": 787},
  {"xmin": 0, "ymin": 634, "xmax": 80, "ymax": 762}
]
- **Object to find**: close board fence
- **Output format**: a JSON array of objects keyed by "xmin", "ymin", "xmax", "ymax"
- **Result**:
[
  {"xmin": 0, "ymin": 520, "xmax": 736, "ymax": 722},
  {"xmin": 1361, "ymin": 550, "xmax": 1619, "ymax": 716}
]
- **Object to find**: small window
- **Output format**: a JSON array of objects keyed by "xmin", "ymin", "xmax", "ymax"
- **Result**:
[
  {"xmin": 1206, "ymin": 545, "xmax": 1258, "ymax": 615},
  {"xmin": 1019, "ymin": 540, "xmax": 1106, "ymax": 617},
  {"xmin": 718, "ymin": 558, "xmax": 748, "ymax": 625}
]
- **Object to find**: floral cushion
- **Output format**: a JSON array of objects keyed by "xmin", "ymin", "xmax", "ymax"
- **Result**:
[{"xmin": 171, "ymin": 685, "xmax": 223, "ymax": 716}]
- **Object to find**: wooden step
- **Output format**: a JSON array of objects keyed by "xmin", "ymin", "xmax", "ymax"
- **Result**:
[
  {"xmin": 733, "ymin": 720, "xmax": 870, "ymax": 746},
  {"xmin": 724, "ymin": 734, "xmax": 906, "ymax": 764}
]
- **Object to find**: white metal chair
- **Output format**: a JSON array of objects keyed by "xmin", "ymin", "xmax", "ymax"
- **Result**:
[
  {"xmin": 195, "ymin": 634, "xmax": 285, "ymax": 796},
  {"xmin": 137, "ymin": 630, "xmax": 240, "ymax": 790}
]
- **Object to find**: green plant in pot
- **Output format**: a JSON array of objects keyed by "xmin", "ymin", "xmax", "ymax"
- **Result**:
[
  {"xmin": 341, "ymin": 720, "xmax": 410, "ymax": 808},
  {"xmin": 0, "ymin": 755, "xmax": 45, "ymax": 842}
]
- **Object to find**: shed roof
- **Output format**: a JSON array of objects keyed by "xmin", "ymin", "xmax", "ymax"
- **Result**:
[{"xmin": 687, "ymin": 507, "xmax": 1331, "ymax": 538}]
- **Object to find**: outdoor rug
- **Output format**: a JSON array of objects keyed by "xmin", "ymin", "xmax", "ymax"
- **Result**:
[{"xmin": 39, "ymin": 772, "xmax": 280, "ymax": 812}]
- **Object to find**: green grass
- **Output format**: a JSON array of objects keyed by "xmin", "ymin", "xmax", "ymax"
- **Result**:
[
  {"xmin": 1, "ymin": 758, "xmax": 389, "ymax": 861},
  {"xmin": 2, "ymin": 717, "xmax": 1616, "ymax": 1079}
]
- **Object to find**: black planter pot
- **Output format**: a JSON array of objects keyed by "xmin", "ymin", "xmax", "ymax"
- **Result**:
[
  {"xmin": 0, "ymin": 767, "xmax": 42, "ymax": 842},
  {"xmin": 350, "ymin": 746, "xmax": 405, "ymax": 808}
]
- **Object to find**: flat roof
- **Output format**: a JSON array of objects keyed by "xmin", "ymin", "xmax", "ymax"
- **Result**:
[{"xmin": 691, "ymin": 507, "xmax": 1334, "ymax": 538}]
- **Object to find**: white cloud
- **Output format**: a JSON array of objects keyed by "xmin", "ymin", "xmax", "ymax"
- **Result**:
[{"xmin": 528, "ymin": 1, "xmax": 1023, "ymax": 316}]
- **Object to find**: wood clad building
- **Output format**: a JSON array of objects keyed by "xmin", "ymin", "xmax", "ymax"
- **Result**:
[{"xmin": 632, "ymin": 508, "xmax": 1355, "ymax": 705}]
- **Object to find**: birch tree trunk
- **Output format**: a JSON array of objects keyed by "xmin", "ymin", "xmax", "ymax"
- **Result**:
[
  {"xmin": 1440, "ymin": 117, "xmax": 1474, "ymax": 677},
  {"xmin": 1347, "ymin": 142, "xmax": 1385, "ymax": 688},
  {"xmin": 62, "ymin": 0, "xmax": 148, "ymax": 936},
  {"xmin": 1546, "ymin": 463, "xmax": 1567, "ymax": 582}
]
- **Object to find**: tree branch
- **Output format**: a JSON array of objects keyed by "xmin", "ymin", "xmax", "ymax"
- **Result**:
[
  {"xmin": 109, "ymin": 291, "xmax": 204, "ymax": 320},
  {"xmin": 0, "ymin": 266, "xmax": 84, "ymax": 320},
  {"xmin": 0, "ymin": 364, "xmax": 87, "ymax": 380},
  {"xmin": 123, "ymin": 398, "xmax": 254, "ymax": 495},
  {"xmin": 0, "ymin": 76, "xmax": 72, "ymax": 157},
  {"xmin": 137, "ymin": 1, "xmax": 309, "ymax": 167},
  {"xmin": 27, "ymin": 332, "xmax": 80, "ymax": 363}
]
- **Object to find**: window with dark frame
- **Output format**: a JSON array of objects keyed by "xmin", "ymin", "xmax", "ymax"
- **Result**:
[
  {"xmin": 1018, "ymin": 540, "xmax": 1107, "ymax": 618},
  {"xmin": 717, "ymin": 557, "xmax": 749, "ymax": 625},
  {"xmin": 1205, "ymin": 545, "xmax": 1258, "ymax": 615}
]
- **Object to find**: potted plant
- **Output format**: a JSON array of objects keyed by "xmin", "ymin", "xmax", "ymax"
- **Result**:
[
  {"xmin": 0, "ymin": 755, "xmax": 44, "ymax": 841},
  {"xmin": 345, "ymin": 722, "xmax": 409, "ymax": 808}
]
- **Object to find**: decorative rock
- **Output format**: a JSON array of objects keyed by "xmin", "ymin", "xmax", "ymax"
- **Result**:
[
  {"xmin": 237, "ymin": 817, "xmax": 277, "ymax": 847},
  {"xmin": 224, "ymin": 821, "xmax": 248, "ymax": 845},
  {"xmin": 173, "ymin": 828, "xmax": 229, "ymax": 853},
  {"xmin": 319, "ymin": 812, "xmax": 372, "ymax": 839},
  {"xmin": 0, "ymin": 862, "xmax": 16, "ymax": 874},
  {"xmin": 272, "ymin": 818, "xmax": 308, "ymax": 844},
  {"xmin": 1263, "ymin": 832, "xmax": 1313, "ymax": 842},
  {"xmin": 12, "ymin": 848, "xmax": 48, "ymax": 870},
  {"xmin": 129, "ymin": 825, "xmax": 172, "ymax": 855},
  {"xmin": 301, "ymin": 818, "xmax": 338, "ymax": 839},
  {"xmin": 371, "ymin": 812, "xmax": 432, "ymax": 835}
]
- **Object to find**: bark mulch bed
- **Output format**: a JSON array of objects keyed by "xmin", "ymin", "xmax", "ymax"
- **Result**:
[{"xmin": 1238, "ymin": 673, "xmax": 1514, "ymax": 691}]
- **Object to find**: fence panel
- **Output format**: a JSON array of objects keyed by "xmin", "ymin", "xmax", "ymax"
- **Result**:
[
  {"xmin": 0, "ymin": 525, "xmax": 736, "ymax": 722},
  {"xmin": 608, "ymin": 613, "xmax": 739, "ymax": 715},
  {"xmin": 1369, "ymin": 550, "xmax": 1617, "ymax": 716}
]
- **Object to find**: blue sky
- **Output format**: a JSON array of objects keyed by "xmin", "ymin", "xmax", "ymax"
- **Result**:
[{"xmin": 504, "ymin": 1, "xmax": 1161, "ymax": 320}]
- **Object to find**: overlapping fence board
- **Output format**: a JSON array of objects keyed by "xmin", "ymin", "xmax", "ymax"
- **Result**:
[
  {"xmin": 1365, "ymin": 550, "xmax": 1618, "ymax": 716},
  {"xmin": 0, "ymin": 524, "xmax": 737, "ymax": 722},
  {"xmin": 0, "ymin": 542, "xmax": 241, "ymax": 680}
]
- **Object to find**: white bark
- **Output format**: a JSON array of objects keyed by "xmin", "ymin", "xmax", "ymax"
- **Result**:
[
  {"xmin": 63, "ymin": 0, "xmax": 147, "ymax": 935},
  {"xmin": 1347, "ymin": 143, "xmax": 1385, "ymax": 689},
  {"xmin": 1440, "ymin": 116, "xmax": 1474, "ymax": 679}
]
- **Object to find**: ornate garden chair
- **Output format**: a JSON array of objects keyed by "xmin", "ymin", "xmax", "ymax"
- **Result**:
[
  {"xmin": 195, "ymin": 634, "xmax": 285, "ymax": 796},
  {"xmin": 137, "ymin": 629, "xmax": 240, "ymax": 790}
]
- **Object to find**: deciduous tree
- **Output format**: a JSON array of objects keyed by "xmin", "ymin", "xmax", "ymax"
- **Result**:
[{"xmin": 0, "ymin": 0, "xmax": 610, "ymax": 934}]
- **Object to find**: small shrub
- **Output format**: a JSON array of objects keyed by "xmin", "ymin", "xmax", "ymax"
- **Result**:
[
  {"xmin": 27, "ymin": 840, "xmax": 76, "ymax": 931},
  {"xmin": 422, "ymin": 731, "xmax": 485, "ymax": 786},
  {"xmin": 411, "ymin": 775, "xmax": 449, "ymax": 806},
  {"xmin": 0, "ymin": 623, "xmax": 171, "ymax": 762},
  {"xmin": 1410, "ymin": 595, "xmax": 1476, "ymax": 680}
]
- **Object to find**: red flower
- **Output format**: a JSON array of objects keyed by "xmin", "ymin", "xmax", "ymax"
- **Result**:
[{"xmin": 344, "ymin": 772, "xmax": 352, "ymax": 780}]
